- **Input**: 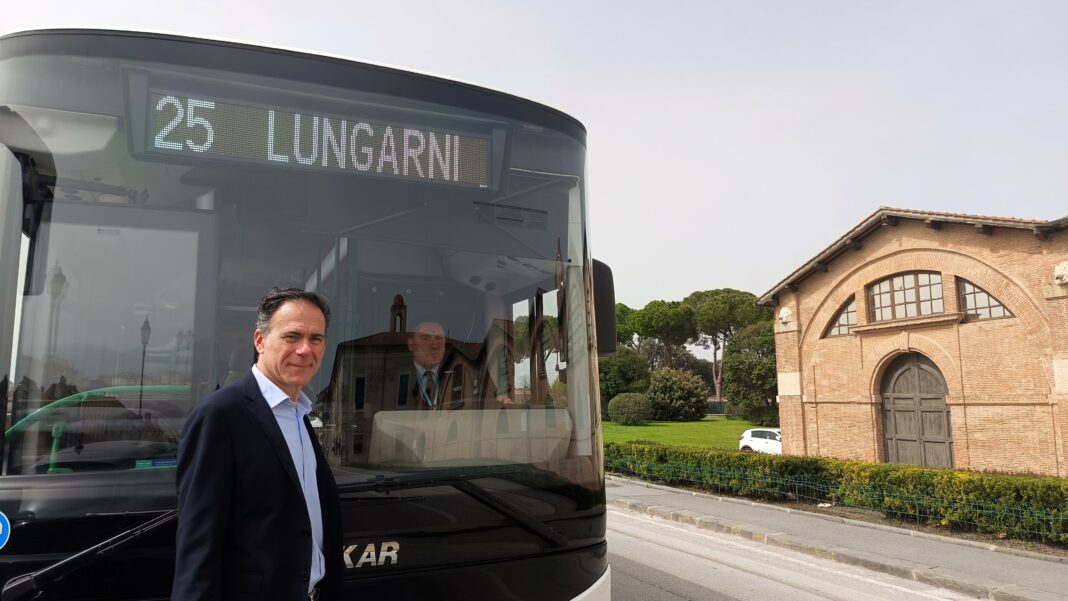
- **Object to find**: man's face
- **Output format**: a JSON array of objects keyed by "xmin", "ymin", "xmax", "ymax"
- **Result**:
[
  {"xmin": 254, "ymin": 300, "xmax": 327, "ymax": 399},
  {"xmin": 408, "ymin": 321, "xmax": 445, "ymax": 369}
]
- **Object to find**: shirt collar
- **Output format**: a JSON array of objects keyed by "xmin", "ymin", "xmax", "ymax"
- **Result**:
[
  {"xmin": 252, "ymin": 364, "xmax": 313, "ymax": 414},
  {"xmin": 414, "ymin": 363, "xmax": 439, "ymax": 380}
]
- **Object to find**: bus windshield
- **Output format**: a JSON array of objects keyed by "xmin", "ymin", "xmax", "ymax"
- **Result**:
[{"xmin": 0, "ymin": 33, "xmax": 603, "ymax": 586}]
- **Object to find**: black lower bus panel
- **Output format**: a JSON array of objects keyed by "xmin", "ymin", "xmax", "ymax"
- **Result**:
[
  {"xmin": 0, "ymin": 538, "xmax": 607, "ymax": 601},
  {"xmin": 342, "ymin": 542, "xmax": 608, "ymax": 600}
]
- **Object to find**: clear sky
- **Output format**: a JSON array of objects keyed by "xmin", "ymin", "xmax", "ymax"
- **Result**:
[{"xmin": 5, "ymin": 1, "xmax": 1068, "ymax": 309}]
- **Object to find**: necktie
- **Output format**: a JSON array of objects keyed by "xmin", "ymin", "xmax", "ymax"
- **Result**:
[{"xmin": 424, "ymin": 371, "xmax": 437, "ymax": 407}]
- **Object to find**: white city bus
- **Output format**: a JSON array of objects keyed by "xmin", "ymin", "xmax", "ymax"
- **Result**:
[{"xmin": 0, "ymin": 29, "xmax": 614, "ymax": 600}]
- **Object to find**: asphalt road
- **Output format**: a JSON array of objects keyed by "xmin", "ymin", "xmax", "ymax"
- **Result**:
[{"xmin": 607, "ymin": 508, "xmax": 975, "ymax": 601}]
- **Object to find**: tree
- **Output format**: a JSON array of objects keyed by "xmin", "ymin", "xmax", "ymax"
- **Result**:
[
  {"xmin": 646, "ymin": 368, "xmax": 708, "ymax": 421},
  {"xmin": 722, "ymin": 320, "xmax": 778, "ymax": 426},
  {"xmin": 598, "ymin": 347, "xmax": 649, "ymax": 417},
  {"xmin": 671, "ymin": 349, "xmax": 715, "ymax": 397},
  {"xmin": 632, "ymin": 338, "xmax": 671, "ymax": 371},
  {"xmin": 512, "ymin": 314, "xmax": 560, "ymax": 363},
  {"xmin": 632, "ymin": 300, "xmax": 696, "ymax": 369},
  {"xmin": 634, "ymin": 343, "xmax": 713, "ymax": 390},
  {"xmin": 685, "ymin": 289, "xmax": 772, "ymax": 400},
  {"xmin": 615, "ymin": 303, "xmax": 639, "ymax": 348}
]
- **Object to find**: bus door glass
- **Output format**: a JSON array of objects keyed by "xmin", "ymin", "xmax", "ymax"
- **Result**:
[{"xmin": 5, "ymin": 201, "xmax": 214, "ymax": 476}]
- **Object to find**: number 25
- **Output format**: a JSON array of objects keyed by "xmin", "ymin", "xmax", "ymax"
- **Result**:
[{"xmin": 154, "ymin": 96, "xmax": 215, "ymax": 152}]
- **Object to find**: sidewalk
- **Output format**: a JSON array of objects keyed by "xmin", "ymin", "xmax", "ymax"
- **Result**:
[{"xmin": 607, "ymin": 475, "xmax": 1068, "ymax": 601}]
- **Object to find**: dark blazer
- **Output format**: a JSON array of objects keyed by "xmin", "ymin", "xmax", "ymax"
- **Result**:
[{"xmin": 173, "ymin": 371, "xmax": 344, "ymax": 601}]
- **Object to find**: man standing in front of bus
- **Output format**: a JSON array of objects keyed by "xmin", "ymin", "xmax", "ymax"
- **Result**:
[{"xmin": 173, "ymin": 288, "xmax": 343, "ymax": 601}]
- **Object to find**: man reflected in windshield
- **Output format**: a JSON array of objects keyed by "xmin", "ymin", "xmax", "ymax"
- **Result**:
[
  {"xmin": 408, "ymin": 321, "xmax": 446, "ymax": 409},
  {"xmin": 402, "ymin": 318, "xmax": 517, "ymax": 410},
  {"xmin": 173, "ymin": 288, "xmax": 343, "ymax": 601}
]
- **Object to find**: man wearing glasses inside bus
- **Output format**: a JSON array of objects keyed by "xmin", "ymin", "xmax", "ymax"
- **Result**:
[{"xmin": 173, "ymin": 288, "xmax": 343, "ymax": 601}]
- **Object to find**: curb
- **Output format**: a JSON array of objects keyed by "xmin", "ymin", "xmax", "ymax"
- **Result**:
[
  {"xmin": 607, "ymin": 475, "xmax": 1064, "ymax": 601},
  {"xmin": 606, "ymin": 475, "xmax": 1066, "ymax": 564}
]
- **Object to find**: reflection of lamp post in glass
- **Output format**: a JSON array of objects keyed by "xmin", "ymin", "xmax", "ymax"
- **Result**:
[
  {"xmin": 171, "ymin": 329, "xmax": 192, "ymax": 384},
  {"xmin": 177, "ymin": 329, "xmax": 193, "ymax": 382},
  {"xmin": 139, "ymin": 316, "xmax": 151, "ymax": 418},
  {"xmin": 47, "ymin": 264, "xmax": 68, "ymax": 359}
]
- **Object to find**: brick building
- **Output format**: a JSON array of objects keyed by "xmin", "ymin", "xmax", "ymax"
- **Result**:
[{"xmin": 757, "ymin": 208, "xmax": 1068, "ymax": 476}]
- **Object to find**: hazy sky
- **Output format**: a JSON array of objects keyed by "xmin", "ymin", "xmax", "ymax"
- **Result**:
[{"xmin": 6, "ymin": 1, "xmax": 1068, "ymax": 309}]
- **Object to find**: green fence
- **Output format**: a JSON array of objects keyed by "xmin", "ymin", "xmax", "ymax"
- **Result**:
[
  {"xmin": 705, "ymin": 401, "xmax": 727, "ymax": 414},
  {"xmin": 606, "ymin": 442, "xmax": 1068, "ymax": 546}
]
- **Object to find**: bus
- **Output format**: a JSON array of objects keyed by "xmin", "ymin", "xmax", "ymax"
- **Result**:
[{"xmin": 0, "ymin": 29, "xmax": 614, "ymax": 600}]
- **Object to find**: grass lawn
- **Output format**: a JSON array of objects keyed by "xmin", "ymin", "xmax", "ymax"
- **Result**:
[{"xmin": 602, "ymin": 416, "xmax": 754, "ymax": 449}]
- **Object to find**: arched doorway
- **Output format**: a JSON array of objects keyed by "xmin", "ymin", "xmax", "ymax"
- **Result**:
[{"xmin": 880, "ymin": 353, "xmax": 953, "ymax": 468}]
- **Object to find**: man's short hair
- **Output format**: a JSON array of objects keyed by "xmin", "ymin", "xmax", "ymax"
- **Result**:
[
  {"xmin": 408, "ymin": 321, "xmax": 444, "ymax": 338},
  {"xmin": 255, "ymin": 288, "xmax": 332, "ymax": 333}
]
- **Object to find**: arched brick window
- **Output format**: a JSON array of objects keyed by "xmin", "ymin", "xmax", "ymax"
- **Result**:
[
  {"xmin": 867, "ymin": 272, "xmax": 943, "ymax": 322},
  {"xmin": 957, "ymin": 278, "xmax": 1013, "ymax": 322},
  {"xmin": 823, "ymin": 297, "xmax": 856, "ymax": 337}
]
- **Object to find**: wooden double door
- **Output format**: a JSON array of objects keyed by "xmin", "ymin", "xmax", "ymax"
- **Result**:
[{"xmin": 881, "ymin": 353, "xmax": 953, "ymax": 468}]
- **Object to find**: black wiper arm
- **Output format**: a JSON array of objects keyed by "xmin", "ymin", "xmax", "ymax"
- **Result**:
[
  {"xmin": 1, "ymin": 510, "xmax": 177, "ymax": 601},
  {"xmin": 336, "ymin": 467, "xmax": 514, "ymax": 494},
  {"xmin": 338, "ymin": 471, "xmax": 568, "ymax": 547},
  {"xmin": 449, "ymin": 478, "xmax": 568, "ymax": 547}
]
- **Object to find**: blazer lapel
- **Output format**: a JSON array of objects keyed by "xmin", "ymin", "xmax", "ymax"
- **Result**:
[
  {"xmin": 303, "ymin": 416, "xmax": 323, "ymax": 460},
  {"xmin": 240, "ymin": 371, "xmax": 303, "ymax": 494},
  {"xmin": 411, "ymin": 378, "xmax": 427, "ymax": 410}
]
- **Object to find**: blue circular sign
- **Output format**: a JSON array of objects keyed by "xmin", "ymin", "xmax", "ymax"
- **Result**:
[{"xmin": 0, "ymin": 511, "xmax": 9, "ymax": 551}]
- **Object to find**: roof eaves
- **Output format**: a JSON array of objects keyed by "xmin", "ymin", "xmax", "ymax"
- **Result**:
[
  {"xmin": 756, "ymin": 207, "xmax": 1063, "ymax": 307},
  {"xmin": 756, "ymin": 207, "xmax": 885, "ymax": 306},
  {"xmin": 1037, "ymin": 215, "xmax": 1068, "ymax": 233}
]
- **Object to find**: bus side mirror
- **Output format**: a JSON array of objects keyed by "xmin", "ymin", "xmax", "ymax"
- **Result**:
[{"xmin": 592, "ymin": 259, "xmax": 616, "ymax": 357}]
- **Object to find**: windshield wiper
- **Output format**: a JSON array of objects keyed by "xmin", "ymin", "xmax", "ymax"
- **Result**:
[
  {"xmin": 338, "ymin": 470, "xmax": 568, "ymax": 547},
  {"xmin": 1, "ymin": 509, "xmax": 176, "ymax": 601}
]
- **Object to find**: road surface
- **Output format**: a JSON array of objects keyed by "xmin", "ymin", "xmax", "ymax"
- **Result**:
[{"xmin": 608, "ymin": 508, "xmax": 975, "ymax": 601}]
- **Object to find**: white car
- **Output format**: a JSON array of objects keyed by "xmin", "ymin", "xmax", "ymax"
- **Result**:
[{"xmin": 739, "ymin": 428, "xmax": 781, "ymax": 454}]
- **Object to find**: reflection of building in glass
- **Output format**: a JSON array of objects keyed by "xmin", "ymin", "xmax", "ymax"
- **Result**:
[{"xmin": 316, "ymin": 296, "xmax": 573, "ymax": 467}]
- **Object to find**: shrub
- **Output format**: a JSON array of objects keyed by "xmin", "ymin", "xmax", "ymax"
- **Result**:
[
  {"xmin": 646, "ymin": 368, "xmax": 707, "ymax": 421},
  {"xmin": 747, "ymin": 405, "xmax": 780, "ymax": 427},
  {"xmin": 724, "ymin": 401, "xmax": 747, "ymax": 420},
  {"xmin": 604, "ymin": 441, "xmax": 1068, "ymax": 545},
  {"xmin": 723, "ymin": 399, "xmax": 778, "ymax": 425},
  {"xmin": 607, "ymin": 393, "xmax": 654, "ymax": 425},
  {"xmin": 598, "ymin": 348, "xmax": 649, "ymax": 419}
]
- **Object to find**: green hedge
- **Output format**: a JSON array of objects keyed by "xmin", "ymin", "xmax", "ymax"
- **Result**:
[{"xmin": 605, "ymin": 441, "xmax": 1068, "ymax": 545}]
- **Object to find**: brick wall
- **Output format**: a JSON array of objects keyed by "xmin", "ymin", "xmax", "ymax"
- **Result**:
[{"xmin": 771, "ymin": 217, "xmax": 1068, "ymax": 476}]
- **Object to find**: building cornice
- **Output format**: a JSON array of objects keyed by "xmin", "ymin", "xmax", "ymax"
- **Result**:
[{"xmin": 849, "ymin": 313, "xmax": 965, "ymax": 336}]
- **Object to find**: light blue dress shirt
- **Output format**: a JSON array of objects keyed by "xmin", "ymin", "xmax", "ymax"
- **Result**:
[{"xmin": 252, "ymin": 365, "xmax": 325, "ymax": 594}]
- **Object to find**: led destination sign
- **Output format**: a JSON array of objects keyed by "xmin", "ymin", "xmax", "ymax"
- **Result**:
[{"xmin": 148, "ymin": 92, "xmax": 490, "ymax": 187}]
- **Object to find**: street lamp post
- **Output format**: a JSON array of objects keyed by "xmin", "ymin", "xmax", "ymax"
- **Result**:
[{"xmin": 139, "ymin": 316, "xmax": 151, "ymax": 418}]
